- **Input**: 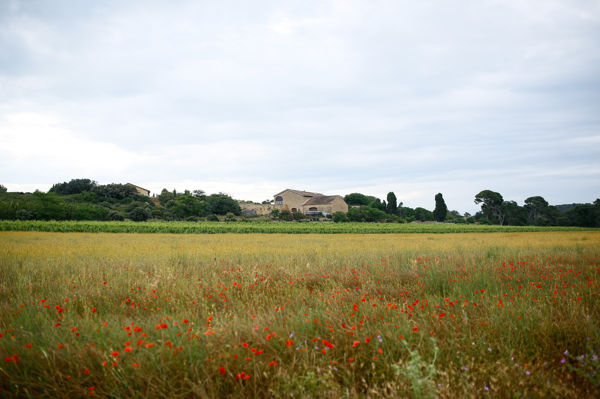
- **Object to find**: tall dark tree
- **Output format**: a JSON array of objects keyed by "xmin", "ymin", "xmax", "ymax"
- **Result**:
[
  {"xmin": 386, "ymin": 192, "xmax": 397, "ymax": 214},
  {"xmin": 433, "ymin": 193, "xmax": 448, "ymax": 222},
  {"xmin": 524, "ymin": 196, "xmax": 549, "ymax": 225},
  {"xmin": 0, "ymin": 184, "xmax": 7, "ymax": 193},
  {"xmin": 474, "ymin": 190, "xmax": 505, "ymax": 225}
]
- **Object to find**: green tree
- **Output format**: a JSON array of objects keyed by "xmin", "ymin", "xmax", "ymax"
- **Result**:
[
  {"xmin": 332, "ymin": 211, "xmax": 348, "ymax": 222},
  {"xmin": 344, "ymin": 193, "xmax": 371, "ymax": 206},
  {"xmin": 158, "ymin": 188, "xmax": 176, "ymax": 205},
  {"xmin": 474, "ymin": 190, "xmax": 505, "ymax": 225},
  {"xmin": 50, "ymin": 178, "xmax": 96, "ymax": 195},
  {"xmin": 0, "ymin": 184, "xmax": 7, "ymax": 193},
  {"xmin": 433, "ymin": 193, "xmax": 448, "ymax": 222},
  {"xmin": 524, "ymin": 196, "xmax": 549, "ymax": 225},
  {"xmin": 206, "ymin": 193, "xmax": 241, "ymax": 215},
  {"xmin": 414, "ymin": 207, "xmax": 434, "ymax": 221},
  {"xmin": 128, "ymin": 206, "xmax": 151, "ymax": 222},
  {"xmin": 386, "ymin": 192, "xmax": 398, "ymax": 214}
]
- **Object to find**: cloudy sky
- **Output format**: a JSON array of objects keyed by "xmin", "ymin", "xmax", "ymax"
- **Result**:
[{"xmin": 1, "ymin": 0, "xmax": 599, "ymax": 212}]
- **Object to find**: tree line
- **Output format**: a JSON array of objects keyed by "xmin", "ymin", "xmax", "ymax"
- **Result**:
[
  {"xmin": 0, "ymin": 179, "xmax": 241, "ymax": 222},
  {"xmin": 0, "ymin": 181, "xmax": 598, "ymax": 226}
]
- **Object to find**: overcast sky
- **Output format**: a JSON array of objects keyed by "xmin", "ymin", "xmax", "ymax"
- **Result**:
[{"xmin": 1, "ymin": 0, "xmax": 599, "ymax": 213}]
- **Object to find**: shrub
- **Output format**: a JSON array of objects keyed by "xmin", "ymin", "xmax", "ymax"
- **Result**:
[
  {"xmin": 16, "ymin": 209, "xmax": 34, "ymax": 220},
  {"xmin": 108, "ymin": 210, "xmax": 124, "ymax": 221},
  {"xmin": 206, "ymin": 214, "xmax": 219, "ymax": 222},
  {"xmin": 292, "ymin": 212, "xmax": 305, "ymax": 220},
  {"xmin": 128, "ymin": 207, "xmax": 151, "ymax": 222},
  {"xmin": 225, "ymin": 212, "xmax": 237, "ymax": 222},
  {"xmin": 332, "ymin": 212, "xmax": 348, "ymax": 223}
]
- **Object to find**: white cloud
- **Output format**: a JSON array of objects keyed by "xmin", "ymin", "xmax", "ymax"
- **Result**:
[{"xmin": 0, "ymin": 0, "xmax": 599, "ymax": 210}]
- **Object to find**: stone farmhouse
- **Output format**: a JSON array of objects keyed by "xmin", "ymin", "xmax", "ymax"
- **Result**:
[
  {"xmin": 127, "ymin": 183, "xmax": 150, "ymax": 197},
  {"xmin": 274, "ymin": 189, "xmax": 348, "ymax": 216}
]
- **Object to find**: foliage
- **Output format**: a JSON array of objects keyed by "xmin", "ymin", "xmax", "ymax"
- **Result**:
[
  {"xmin": 91, "ymin": 183, "xmax": 138, "ymax": 200},
  {"xmin": 0, "ymin": 184, "xmax": 7, "ymax": 193},
  {"xmin": 332, "ymin": 211, "xmax": 348, "ymax": 223},
  {"xmin": 0, "ymin": 220, "xmax": 595, "ymax": 234},
  {"xmin": 475, "ymin": 190, "xmax": 505, "ymax": 225},
  {"xmin": 344, "ymin": 193, "xmax": 372, "ymax": 206},
  {"xmin": 158, "ymin": 189, "xmax": 176, "ymax": 206},
  {"xmin": 386, "ymin": 192, "xmax": 398, "ymax": 215},
  {"xmin": 206, "ymin": 193, "xmax": 241, "ymax": 216},
  {"xmin": 49, "ymin": 178, "xmax": 96, "ymax": 195},
  {"xmin": 414, "ymin": 207, "xmax": 434, "ymax": 222},
  {"xmin": 292, "ymin": 211, "xmax": 305, "ymax": 220},
  {"xmin": 433, "ymin": 193, "xmax": 447, "ymax": 222},
  {"xmin": 128, "ymin": 206, "xmax": 151, "ymax": 222},
  {"xmin": 206, "ymin": 214, "xmax": 220, "ymax": 222},
  {"xmin": 279, "ymin": 209, "xmax": 292, "ymax": 221}
]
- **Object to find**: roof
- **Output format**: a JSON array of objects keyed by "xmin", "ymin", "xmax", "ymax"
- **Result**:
[
  {"xmin": 127, "ymin": 183, "xmax": 150, "ymax": 192},
  {"xmin": 302, "ymin": 195, "xmax": 344, "ymax": 206},
  {"xmin": 274, "ymin": 189, "xmax": 323, "ymax": 197}
]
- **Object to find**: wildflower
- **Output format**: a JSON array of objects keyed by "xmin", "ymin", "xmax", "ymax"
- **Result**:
[
  {"xmin": 286, "ymin": 339, "xmax": 294, "ymax": 347},
  {"xmin": 268, "ymin": 361, "xmax": 278, "ymax": 366},
  {"xmin": 111, "ymin": 351, "xmax": 120, "ymax": 357},
  {"xmin": 145, "ymin": 343, "xmax": 154, "ymax": 348},
  {"xmin": 124, "ymin": 346, "xmax": 133, "ymax": 352},
  {"xmin": 132, "ymin": 363, "xmax": 140, "ymax": 367},
  {"xmin": 322, "ymin": 340, "xmax": 334, "ymax": 349},
  {"xmin": 352, "ymin": 340, "xmax": 360, "ymax": 348},
  {"xmin": 219, "ymin": 366, "xmax": 226, "ymax": 375}
]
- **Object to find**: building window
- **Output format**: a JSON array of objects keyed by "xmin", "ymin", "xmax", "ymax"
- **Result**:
[
  {"xmin": 309, "ymin": 207, "xmax": 318, "ymax": 211},
  {"xmin": 291, "ymin": 208, "xmax": 297, "ymax": 212},
  {"xmin": 275, "ymin": 196, "xmax": 283, "ymax": 205}
]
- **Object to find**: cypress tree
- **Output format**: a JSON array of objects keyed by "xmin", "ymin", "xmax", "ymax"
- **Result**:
[
  {"xmin": 433, "ymin": 193, "xmax": 448, "ymax": 222},
  {"xmin": 386, "ymin": 192, "xmax": 397, "ymax": 214}
]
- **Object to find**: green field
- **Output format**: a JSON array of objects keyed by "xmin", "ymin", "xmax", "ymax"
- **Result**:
[
  {"xmin": 0, "ymin": 220, "xmax": 595, "ymax": 234},
  {"xmin": 1, "ymin": 231, "xmax": 599, "ymax": 397}
]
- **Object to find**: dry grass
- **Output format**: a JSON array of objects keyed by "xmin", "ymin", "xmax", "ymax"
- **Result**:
[{"xmin": 0, "ymin": 231, "xmax": 599, "ymax": 398}]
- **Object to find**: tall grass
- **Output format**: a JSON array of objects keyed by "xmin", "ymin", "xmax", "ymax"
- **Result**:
[{"xmin": 0, "ymin": 231, "xmax": 599, "ymax": 397}]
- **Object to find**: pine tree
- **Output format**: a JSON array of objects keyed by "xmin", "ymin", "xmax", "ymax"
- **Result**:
[{"xmin": 433, "ymin": 193, "xmax": 448, "ymax": 222}]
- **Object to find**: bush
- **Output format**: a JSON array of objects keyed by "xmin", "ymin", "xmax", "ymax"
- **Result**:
[
  {"xmin": 16, "ymin": 209, "xmax": 34, "ymax": 220},
  {"xmin": 206, "ymin": 214, "xmax": 219, "ymax": 221},
  {"xmin": 225, "ymin": 212, "xmax": 237, "ymax": 222},
  {"xmin": 108, "ymin": 210, "xmax": 124, "ymax": 221},
  {"xmin": 279, "ymin": 210, "xmax": 292, "ymax": 221},
  {"xmin": 292, "ymin": 212, "xmax": 305, "ymax": 220},
  {"xmin": 128, "ymin": 207, "xmax": 151, "ymax": 222},
  {"xmin": 332, "ymin": 212, "xmax": 348, "ymax": 223}
]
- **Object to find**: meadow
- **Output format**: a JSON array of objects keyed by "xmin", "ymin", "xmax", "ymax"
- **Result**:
[{"xmin": 0, "ymin": 231, "xmax": 599, "ymax": 398}]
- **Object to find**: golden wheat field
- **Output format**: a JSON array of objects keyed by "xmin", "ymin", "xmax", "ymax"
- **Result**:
[{"xmin": 1, "ymin": 231, "xmax": 599, "ymax": 398}]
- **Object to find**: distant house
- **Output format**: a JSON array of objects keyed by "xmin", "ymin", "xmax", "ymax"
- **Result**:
[
  {"xmin": 273, "ymin": 189, "xmax": 348, "ymax": 215},
  {"xmin": 127, "ymin": 183, "xmax": 150, "ymax": 197},
  {"xmin": 302, "ymin": 195, "xmax": 348, "ymax": 215}
]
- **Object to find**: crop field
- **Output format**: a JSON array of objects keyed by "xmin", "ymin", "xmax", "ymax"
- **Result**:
[
  {"xmin": 0, "ymin": 232, "xmax": 599, "ymax": 398},
  {"xmin": 0, "ymin": 220, "xmax": 594, "ymax": 234}
]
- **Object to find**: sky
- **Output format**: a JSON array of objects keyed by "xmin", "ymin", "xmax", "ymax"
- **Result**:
[{"xmin": 1, "ymin": 0, "xmax": 599, "ymax": 213}]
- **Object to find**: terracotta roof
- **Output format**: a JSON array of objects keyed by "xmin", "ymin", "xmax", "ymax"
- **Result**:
[
  {"xmin": 302, "ymin": 195, "xmax": 344, "ymax": 206},
  {"xmin": 274, "ymin": 189, "xmax": 323, "ymax": 197}
]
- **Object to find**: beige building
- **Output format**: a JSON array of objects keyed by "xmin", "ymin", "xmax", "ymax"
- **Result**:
[
  {"xmin": 274, "ymin": 189, "xmax": 348, "ymax": 215},
  {"xmin": 239, "ymin": 202, "xmax": 274, "ymax": 216},
  {"xmin": 127, "ymin": 183, "xmax": 150, "ymax": 197},
  {"xmin": 302, "ymin": 195, "xmax": 348, "ymax": 215}
]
